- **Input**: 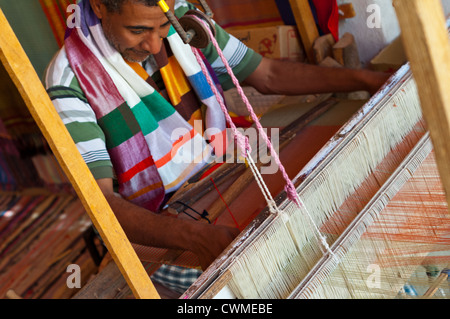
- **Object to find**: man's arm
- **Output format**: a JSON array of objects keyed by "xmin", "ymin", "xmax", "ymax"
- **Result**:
[
  {"xmin": 96, "ymin": 178, "xmax": 239, "ymax": 270},
  {"xmin": 243, "ymin": 57, "xmax": 390, "ymax": 96}
]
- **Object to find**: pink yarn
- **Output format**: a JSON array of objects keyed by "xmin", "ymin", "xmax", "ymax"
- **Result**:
[
  {"xmin": 191, "ymin": 49, "xmax": 250, "ymax": 157},
  {"xmin": 191, "ymin": 16, "xmax": 301, "ymax": 207}
]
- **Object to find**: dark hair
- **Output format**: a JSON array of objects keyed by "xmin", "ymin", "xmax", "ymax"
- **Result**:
[{"xmin": 100, "ymin": 0, "xmax": 159, "ymax": 12}]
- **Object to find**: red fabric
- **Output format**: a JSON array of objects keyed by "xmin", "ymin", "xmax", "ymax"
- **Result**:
[{"xmin": 311, "ymin": 0, "xmax": 339, "ymax": 41}]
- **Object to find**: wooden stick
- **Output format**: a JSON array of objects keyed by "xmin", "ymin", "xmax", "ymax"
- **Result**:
[
  {"xmin": 393, "ymin": 0, "xmax": 450, "ymax": 215},
  {"xmin": 198, "ymin": 269, "xmax": 233, "ymax": 299},
  {"xmin": 338, "ymin": 3, "xmax": 356, "ymax": 20},
  {"xmin": 332, "ymin": 32, "xmax": 361, "ymax": 69},
  {"xmin": 422, "ymin": 269, "xmax": 449, "ymax": 298},
  {"xmin": 313, "ymin": 34, "xmax": 336, "ymax": 65},
  {"xmin": 0, "ymin": 9, "xmax": 159, "ymax": 299}
]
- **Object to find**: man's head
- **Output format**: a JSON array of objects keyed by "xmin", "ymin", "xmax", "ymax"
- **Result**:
[
  {"xmin": 99, "ymin": 0, "xmax": 158, "ymax": 13},
  {"xmin": 90, "ymin": 0, "xmax": 175, "ymax": 62}
]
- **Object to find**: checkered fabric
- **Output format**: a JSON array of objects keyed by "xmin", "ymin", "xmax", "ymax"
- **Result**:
[{"xmin": 151, "ymin": 264, "xmax": 202, "ymax": 294}]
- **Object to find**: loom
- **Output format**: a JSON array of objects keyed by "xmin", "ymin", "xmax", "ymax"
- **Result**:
[
  {"xmin": 182, "ymin": 64, "xmax": 450, "ymax": 299},
  {"xmin": 1, "ymin": 0, "xmax": 450, "ymax": 300},
  {"xmin": 172, "ymin": 2, "xmax": 450, "ymax": 299}
]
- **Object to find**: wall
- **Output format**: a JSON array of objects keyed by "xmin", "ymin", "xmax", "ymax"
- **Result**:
[
  {"xmin": 0, "ymin": 0, "xmax": 59, "ymax": 79},
  {"xmin": 337, "ymin": 0, "xmax": 450, "ymax": 65}
]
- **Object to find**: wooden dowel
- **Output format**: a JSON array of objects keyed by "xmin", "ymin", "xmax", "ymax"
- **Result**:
[
  {"xmin": 198, "ymin": 269, "xmax": 233, "ymax": 299},
  {"xmin": 288, "ymin": 0, "xmax": 320, "ymax": 63}
]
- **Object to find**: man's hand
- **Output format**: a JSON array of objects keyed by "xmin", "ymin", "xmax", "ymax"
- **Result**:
[
  {"xmin": 189, "ymin": 224, "xmax": 241, "ymax": 270},
  {"xmin": 244, "ymin": 57, "xmax": 392, "ymax": 97},
  {"xmin": 96, "ymin": 178, "xmax": 240, "ymax": 271},
  {"xmin": 364, "ymin": 70, "xmax": 392, "ymax": 95}
]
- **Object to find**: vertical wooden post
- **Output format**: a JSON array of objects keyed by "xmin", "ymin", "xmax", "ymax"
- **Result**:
[
  {"xmin": 393, "ymin": 0, "xmax": 450, "ymax": 212},
  {"xmin": 0, "ymin": 9, "xmax": 160, "ymax": 299},
  {"xmin": 288, "ymin": 0, "xmax": 320, "ymax": 63}
]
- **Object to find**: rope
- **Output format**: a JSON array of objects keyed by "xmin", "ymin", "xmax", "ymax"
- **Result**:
[{"xmin": 190, "ymin": 15, "xmax": 334, "ymax": 257}]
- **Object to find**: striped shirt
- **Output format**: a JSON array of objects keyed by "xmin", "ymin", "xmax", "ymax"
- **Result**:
[{"xmin": 45, "ymin": 1, "xmax": 262, "ymax": 191}]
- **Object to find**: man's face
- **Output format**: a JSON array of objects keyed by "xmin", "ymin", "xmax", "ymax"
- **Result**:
[{"xmin": 92, "ymin": 0, "xmax": 175, "ymax": 62}]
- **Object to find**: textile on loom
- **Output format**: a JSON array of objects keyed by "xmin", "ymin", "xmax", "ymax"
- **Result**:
[
  {"xmin": 226, "ymin": 78, "xmax": 425, "ymax": 299},
  {"xmin": 291, "ymin": 137, "xmax": 450, "ymax": 299}
]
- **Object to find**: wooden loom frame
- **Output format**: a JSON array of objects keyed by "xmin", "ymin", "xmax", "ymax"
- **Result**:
[
  {"xmin": 0, "ymin": 0, "xmax": 449, "ymax": 299},
  {"xmin": 182, "ymin": 0, "xmax": 450, "ymax": 298},
  {"xmin": 0, "ymin": 9, "xmax": 160, "ymax": 299},
  {"xmin": 183, "ymin": 61, "xmax": 423, "ymax": 299},
  {"xmin": 393, "ymin": 0, "xmax": 450, "ymax": 213},
  {"xmin": 285, "ymin": 1, "xmax": 450, "ymax": 297}
]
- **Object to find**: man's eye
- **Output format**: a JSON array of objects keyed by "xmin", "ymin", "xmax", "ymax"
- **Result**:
[{"xmin": 131, "ymin": 30, "xmax": 144, "ymax": 35}]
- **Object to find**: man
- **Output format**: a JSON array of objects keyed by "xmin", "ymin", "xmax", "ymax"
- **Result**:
[{"xmin": 46, "ymin": 0, "xmax": 389, "ymax": 294}]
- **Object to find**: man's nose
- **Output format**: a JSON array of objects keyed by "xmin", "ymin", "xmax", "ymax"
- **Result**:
[{"xmin": 140, "ymin": 32, "xmax": 162, "ymax": 55}]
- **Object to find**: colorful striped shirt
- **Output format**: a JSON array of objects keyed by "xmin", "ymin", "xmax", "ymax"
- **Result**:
[{"xmin": 45, "ymin": 1, "xmax": 262, "ymax": 195}]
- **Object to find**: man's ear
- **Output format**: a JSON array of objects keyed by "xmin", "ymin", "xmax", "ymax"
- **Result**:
[{"xmin": 90, "ymin": 0, "xmax": 105, "ymax": 19}]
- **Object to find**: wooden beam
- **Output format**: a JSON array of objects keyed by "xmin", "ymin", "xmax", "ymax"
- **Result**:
[
  {"xmin": 393, "ymin": 0, "xmax": 450, "ymax": 214},
  {"xmin": 288, "ymin": 0, "xmax": 320, "ymax": 63},
  {"xmin": 313, "ymin": 34, "xmax": 336, "ymax": 65},
  {"xmin": 0, "ymin": 9, "xmax": 159, "ymax": 299}
]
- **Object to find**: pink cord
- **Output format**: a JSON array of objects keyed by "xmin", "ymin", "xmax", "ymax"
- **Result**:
[
  {"xmin": 191, "ymin": 16, "xmax": 301, "ymax": 207},
  {"xmin": 191, "ymin": 49, "xmax": 249, "ymax": 157}
]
